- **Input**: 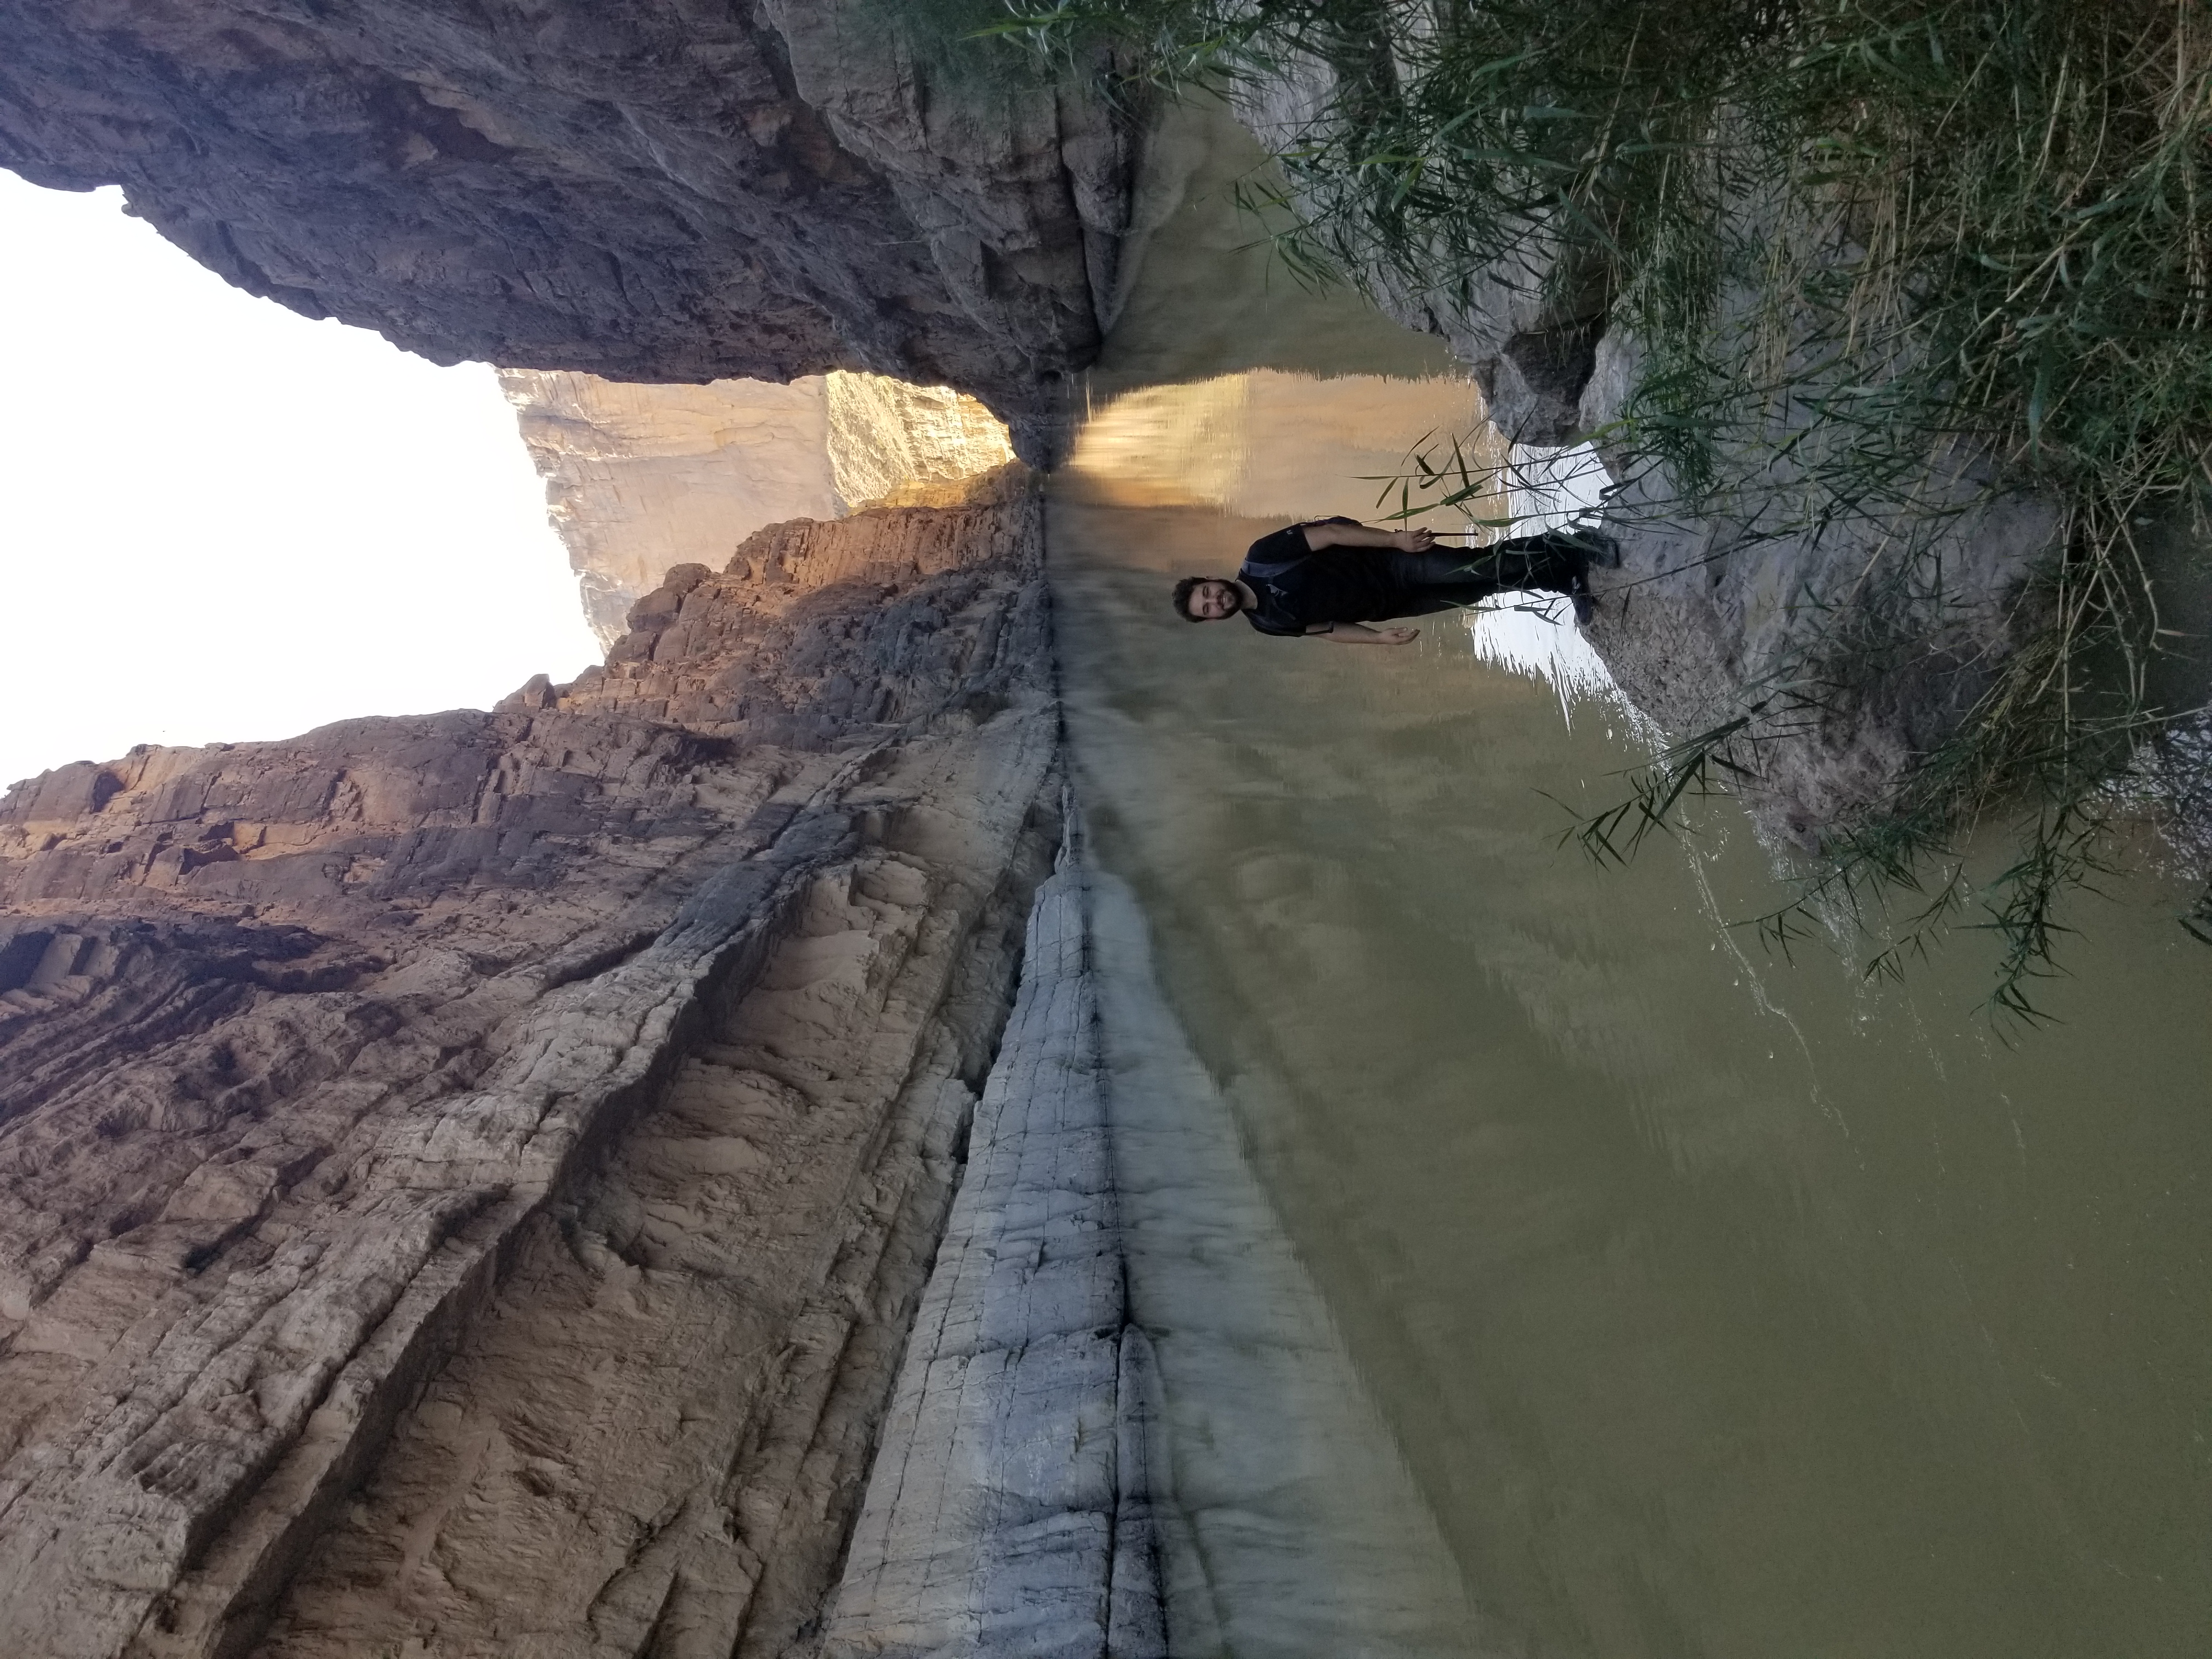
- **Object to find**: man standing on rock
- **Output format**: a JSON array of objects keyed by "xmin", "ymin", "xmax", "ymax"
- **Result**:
[{"xmin": 1172, "ymin": 517, "xmax": 1617, "ymax": 642}]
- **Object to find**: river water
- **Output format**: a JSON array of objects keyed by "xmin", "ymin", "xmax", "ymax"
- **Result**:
[{"xmin": 1051, "ymin": 103, "xmax": 2211, "ymax": 1659}]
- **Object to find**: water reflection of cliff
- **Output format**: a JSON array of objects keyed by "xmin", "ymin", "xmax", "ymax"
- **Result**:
[
  {"xmin": 1066, "ymin": 369, "xmax": 1499, "ymax": 534},
  {"xmin": 501, "ymin": 369, "xmax": 1015, "ymax": 646}
]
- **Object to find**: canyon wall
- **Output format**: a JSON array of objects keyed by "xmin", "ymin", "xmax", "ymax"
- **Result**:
[
  {"xmin": 0, "ymin": 473, "xmax": 1062, "ymax": 1659},
  {"xmin": 501, "ymin": 371, "xmax": 1017, "ymax": 648},
  {"xmin": 0, "ymin": 1, "xmax": 1139, "ymax": 458}
]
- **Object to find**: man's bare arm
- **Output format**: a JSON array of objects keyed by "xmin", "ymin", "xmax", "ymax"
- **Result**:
[
  {"xmin": 1301, "ymin": 521, "xmax": 1437, "ymax": 551},
  {"xmin": 1313, "ymin": 622, "xmax": 1419, "ymax": 645}
]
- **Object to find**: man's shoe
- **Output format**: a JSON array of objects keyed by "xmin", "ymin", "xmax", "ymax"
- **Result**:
[
  {"xmin": 1568, "ymin": 572, "xmax": 1596, "ymax": 627},
  {"xmin": 1565, "ymin": 528, "xmax": 1622, "ymax": 568}
]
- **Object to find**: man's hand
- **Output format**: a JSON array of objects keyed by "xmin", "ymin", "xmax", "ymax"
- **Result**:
[
  {"xmin": 1390, "ymin": 528, "xmax": 1437, "ymax": 552},
  {"xmin": 1375, "ymin": 625, "xmax": 1419, "ymax": 644}
]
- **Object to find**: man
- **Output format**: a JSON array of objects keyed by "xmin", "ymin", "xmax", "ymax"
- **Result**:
[{"xmin": 1171, "ymin": 517, "xmax": 1618, "ymax": 644}]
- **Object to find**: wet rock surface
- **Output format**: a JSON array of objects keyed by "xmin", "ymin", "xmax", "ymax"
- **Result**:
[
  {"xmin": 0, "ymin": 473, "xmax": 1060, "ymax": 1658},
  {"xmin": 0, "ymin": 1, "xmax": 1137, "ymax": 456}
]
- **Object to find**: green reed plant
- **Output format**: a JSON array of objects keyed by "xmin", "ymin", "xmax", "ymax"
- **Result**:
[{"xmin": 991, "ymin": 0, "xmax": 2212, "ymax": 1017}]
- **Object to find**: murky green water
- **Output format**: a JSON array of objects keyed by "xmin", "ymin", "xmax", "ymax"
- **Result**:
[{"xmin": 1058, "ymin": 100, "xmax": 2211, "ymax": 1659}]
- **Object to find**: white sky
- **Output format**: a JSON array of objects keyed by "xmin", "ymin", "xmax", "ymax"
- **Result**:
[{"xmin": 0, "ymin": 171, "xmax": 602, "ymax": 792}]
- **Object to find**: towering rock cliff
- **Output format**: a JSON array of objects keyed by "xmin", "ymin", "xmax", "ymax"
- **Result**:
[
  {"xmin": 0, "ymin": 473, "xmax": 1062, "ymax": 1658},
  {"xmin": 501, "ymin": 370, "xmax": 1018, "ymax": 648},
  {"xmin": 0, "ymin": 1, "xmax": 1139, "ymax": 457}
]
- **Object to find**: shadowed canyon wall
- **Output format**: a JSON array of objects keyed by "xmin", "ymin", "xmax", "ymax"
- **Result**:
[
  {"xmin": 0, "ymin": 473, "xmax": 1061, "ymax": 1658},
  {"xmin": 0, "ymin": 1, "xmax": 1139, "ymax": 458}
]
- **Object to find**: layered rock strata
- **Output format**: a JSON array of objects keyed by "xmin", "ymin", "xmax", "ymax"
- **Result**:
[
  {"xmin": 0, "ymin": 471, "xmax": 1060, "ymax": 1658},
  {"xmin": 0, "ymin": 1, "xmax": 1139, "ymax": 455},
  {"xmin": 824, "ymin": 837, "xmax": 1166, "ymax": 1659},
  {"xmin": 822, "ymin": 375, "xmax": 1021, "ymax": 517}
]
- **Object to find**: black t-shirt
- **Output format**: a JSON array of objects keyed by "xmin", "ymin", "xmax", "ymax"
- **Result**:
[{"xmin": 1238, "ymin": 520, "xmax": 1403, "ymax": 635}]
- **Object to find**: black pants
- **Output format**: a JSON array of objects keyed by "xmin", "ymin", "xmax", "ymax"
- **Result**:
[{"xmin": 1375, "ymin": 533, "xmax": 1587, "ymax": 618}]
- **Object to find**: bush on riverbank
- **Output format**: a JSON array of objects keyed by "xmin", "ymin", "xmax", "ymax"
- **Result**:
[{"xmin": 1001, "ymin": 0, "xmax": 2212, "ymax": 1015}]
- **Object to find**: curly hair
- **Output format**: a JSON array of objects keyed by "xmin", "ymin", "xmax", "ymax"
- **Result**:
[{"xmin": 1171, "ymin": 576, "xmax": 1207, "ymax": 622}]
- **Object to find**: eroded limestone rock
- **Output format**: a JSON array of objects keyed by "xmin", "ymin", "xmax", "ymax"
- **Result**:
[
  {"xmin": 0, "ymin": 471, "xmax": 1060, "ymax": 1659},
  {"xmin": 499, "ymin": 371, "xmax": 842, "ymax": 648},
  {"xmin": 823, "ymin": 374, "xmax": 1020, "ymax": 515}
]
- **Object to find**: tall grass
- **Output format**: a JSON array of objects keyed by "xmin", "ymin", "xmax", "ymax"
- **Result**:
[{"xmin": 994, "ymin": 0, "xmax": 2212, "ymax": 1015}]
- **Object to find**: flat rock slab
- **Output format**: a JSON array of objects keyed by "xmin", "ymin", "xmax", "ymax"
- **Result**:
[{"xmin": 826, "ymin": 855, "xmax": 1166, "ymax": 1659}]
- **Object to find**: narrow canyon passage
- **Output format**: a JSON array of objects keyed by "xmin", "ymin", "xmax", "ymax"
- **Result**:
[
  {"xmin": 0, "ymin": 47, "xmax": 2204, "ymax": 1659},
  {"xmin": 1046, "ymin": 103, "xmax": 2212, "ymax": 1659}
]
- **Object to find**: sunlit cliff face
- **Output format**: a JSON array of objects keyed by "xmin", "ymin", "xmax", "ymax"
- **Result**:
[
  {"xmin": 500, "ymin": 369, "xmax": 1017, "ymax": 646},
  {"xmin": 821, "ymin": 371, "xmax": 1017, "ymax": 509}
]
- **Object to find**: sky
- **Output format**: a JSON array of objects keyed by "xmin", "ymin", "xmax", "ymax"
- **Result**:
[{"xmin": 0, "ymin": 171, "xmax": 603, "ymax": 792}]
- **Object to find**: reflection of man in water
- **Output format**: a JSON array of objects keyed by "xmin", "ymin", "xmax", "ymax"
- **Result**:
[{"xmin": 1171, "ymin": 517, "xmax": 1617, "ymax": 644}]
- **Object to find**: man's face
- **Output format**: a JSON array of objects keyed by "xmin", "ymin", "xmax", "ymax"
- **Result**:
[{"xmin": 1189, "ymin": 579, "xmax": 1243, "ymax": 622}]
